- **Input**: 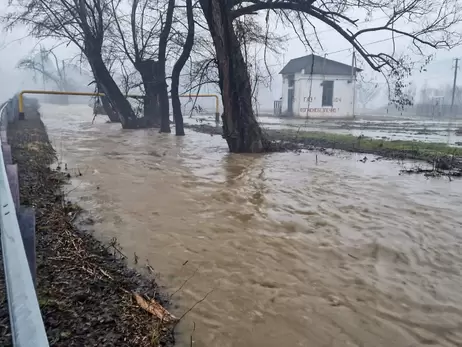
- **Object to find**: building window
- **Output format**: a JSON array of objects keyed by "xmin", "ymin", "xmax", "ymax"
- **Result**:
[
  {"xmin": 322, "ymin": 81, "xmax": 334, "ymax": 107},
  {"xmin": 288, "ymin": 75, "xmax": 295, "ymax": 88}
]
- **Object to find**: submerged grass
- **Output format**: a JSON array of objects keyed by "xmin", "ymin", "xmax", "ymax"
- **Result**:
[
  {"xmin": 285, "ymin": 129, "xmax": 462, "ymax": 157},
  {"xmin": 186, "ymin": 123, "xmax": 462, "ymax": 166}
]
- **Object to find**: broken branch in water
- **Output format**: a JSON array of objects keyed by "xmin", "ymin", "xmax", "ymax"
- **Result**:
[
  {"xmin": 190, "ymin": 321, "xmax": 196, "ymax": 347},
  {"xmin": 108, "ymin": 237, "xmax": 127, "ymax": 259},
  {"xmin": 146, "ymin": 260, "xmax": 154, "ymax": 274},
  {"xmin": 169, "ymin": 267, "xmax": 199, "ymax": 300},
  {"xmin": 174, "ymin": 288, "xmax": 215, "ymax": 327},
  {"xmin": 133, "ymin": 293, "xmax": 178, "ymax": 324}
]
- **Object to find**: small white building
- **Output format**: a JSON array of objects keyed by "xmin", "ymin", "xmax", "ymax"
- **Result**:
[{"xmin": 276, "ymin": 54, "xmax": 361, "ymax": 118}]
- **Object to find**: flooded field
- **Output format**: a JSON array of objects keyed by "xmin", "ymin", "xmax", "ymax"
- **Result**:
[
  {"xmin": 40, "ymin": 103, "xmax": 462, "ymax": 347},
  {"xmin": 187, "ymin": 112, "xmax": 462, "ymax": 145}
]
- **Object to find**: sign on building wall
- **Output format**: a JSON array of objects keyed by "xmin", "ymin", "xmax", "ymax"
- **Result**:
[
  {"xmin": 300, "ymin": 95, "xmax": 342, "ymax": 113},
  {"xmin": 302, "ymin": 97, "xmax": 342, "ymax": 102},
  {"xmin": 300, "ymin": 108, "xmax": 338, "ymax": 113}
]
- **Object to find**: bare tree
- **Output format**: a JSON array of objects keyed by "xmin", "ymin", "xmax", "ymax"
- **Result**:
[
  {"xmin": 110, "ymin": 0, "xmax": 175, "ymax": 132},
  {"xmin": 88, "ymin": 49, "xmax": 125, "ymax": 122},
  {"xmin": 183, "ymin": 15, "xmax": 285, "ymax": 117},
  {"xmin": 356, "ymin": 76, "xmax": 380, "ymax": 109},
  {"xmin": 17, "ymin": 46, "xmax": 72, "ymax": 92},
  {"xmin": 4, "ymin": 0, "xmax": 140, "ymax": 128},
  {"xmin": 171, "ymin": 0, "xmax": 194, "ymax": 136},
  {"xmin": 197, "ymin": 0, "xmax": 462, "ymax": 152},
  {"xmin": 234, "ymin": 16, "xmax": 286, "ymax": 114}
]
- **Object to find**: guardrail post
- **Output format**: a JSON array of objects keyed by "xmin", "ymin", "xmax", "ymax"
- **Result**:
[
  {"xmin": 2, "ymin": 143, "xmax": 12, "ymax": 165},
  {"xmin": 6, "ymin": 164, "xmax": 19, "ymax": 210},
  {"xmin": 17, "ymin": 206, "xmax": 37, "ymax": 285},
  {"xmin": 1, "ymin": 98, "xmax": 50, "ymax": 346}
]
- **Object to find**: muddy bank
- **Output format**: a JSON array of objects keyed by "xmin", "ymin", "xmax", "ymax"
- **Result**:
[
  {"xmin": 186, "ymin": 123, "xmax": 462, "ymax": 171},
  {"xmin": 0, "ymin": 108, "xmax": 174, "ymax": 346}
]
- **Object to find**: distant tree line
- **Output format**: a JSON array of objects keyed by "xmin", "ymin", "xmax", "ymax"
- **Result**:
[{"xmin": 3, "ymin": 0, "xmax": 462, "ymax": 152}]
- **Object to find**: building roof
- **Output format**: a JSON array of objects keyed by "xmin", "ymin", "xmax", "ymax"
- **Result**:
[{"xmin": 280, "ymin": 54, "xmax": 362, "ymax": 76}]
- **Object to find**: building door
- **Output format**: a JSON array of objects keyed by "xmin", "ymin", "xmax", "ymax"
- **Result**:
[
  {"xmin": 287, "ymin": 75, "xmax": 295, "ymax": 115},
  {"xmin": 288, "ymin": 88, "xmax": 294, "ymax": 114},
  {"xmin": 322, "ymin": 80, "xmax": 334, "ymax": 107}
]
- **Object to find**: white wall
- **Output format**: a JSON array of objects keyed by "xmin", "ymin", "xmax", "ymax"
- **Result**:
[
  {"xmin": 281, "ymin": 73, "xmax": 357, "ymax": 118},
  {"xmin": 281, "ymin": 75, "xmax": 288, "ymax": 113}
]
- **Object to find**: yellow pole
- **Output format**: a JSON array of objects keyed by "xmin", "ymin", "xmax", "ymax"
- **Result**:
[
  {"xmin": 18, "ymin": 92, "xmax": 24, "ymax": 119},
  {"xmin": 18, "ymin": 90, "xmax": 220, "ymax": 120},
  {"xmin": 215, "ymin": 95, "xmax": 220, "ymax": 122},
  {"xmin": 18, "ymin": 90, "xmax": 143, "ymax": 119}
]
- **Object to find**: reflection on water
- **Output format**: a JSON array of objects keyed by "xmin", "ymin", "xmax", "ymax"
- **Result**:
[{"xmin": 41, "ymin": 104, "xmax": 462, "ymax": 347}]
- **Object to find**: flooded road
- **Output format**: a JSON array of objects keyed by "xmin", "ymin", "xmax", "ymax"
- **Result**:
[{"xmin": 41, "ymin": 103, "xmax": 462, "ymax": 347}]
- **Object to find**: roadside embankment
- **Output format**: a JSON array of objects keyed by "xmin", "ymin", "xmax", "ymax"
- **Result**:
[
  {"xmin": 0, "ymin": 105, "xmax": 174, "ymax": 346},
  {"xmin": 186, "ymin": 123, "xmax": 462, "ymax": 171}
]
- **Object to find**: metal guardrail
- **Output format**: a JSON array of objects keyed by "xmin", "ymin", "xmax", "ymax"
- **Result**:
[
  {"xmin": 1, "ymin": 90, "xmax": 221, "ymax": 346},
  {"xmin": 0, "ymin": 96, "xmax": 49, "ymax": 347}
]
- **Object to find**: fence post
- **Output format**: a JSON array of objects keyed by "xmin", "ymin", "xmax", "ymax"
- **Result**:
[
  {"xmin": 2, "ymin": 143, "xmax": 12, "ymax": 165},
  {"xmin": 17, "ymin": 206, "xmax": 37, "ymax": 285},
  {"xmin": 6, "ymin": 164, "xmax": 19, "ymax": 210}
]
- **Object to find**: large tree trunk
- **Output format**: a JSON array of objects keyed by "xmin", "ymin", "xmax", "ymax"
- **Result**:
[
  {"xmin": 100, "ymin": 96, "xmax": 120, "ymax": 122},
  {"xmin": 137, "ymin": 59, "xmax": 161, "ymax": 127},
  {"xmin": 171, "ymin": 82, "xmax": 184, "ymax": 136},
  {"xmin": 158, "ymin": 68, "xmax": 171, "ymax": 133},
  {"xmin": 97, "ymin": 83, "xmax": 120, "ymax": 122},
  {"xmin": 136, "ymin": 60, "xmax": 168, "ymax": 131},
  {"xmin": 171, "ymin": 0, "xmax": 194, "ymax": 136},
  {"xmin": 198, "ymin": 0, "xmax": 266, "ymax": 152},
  {"xmin": 157, "ymin": 0, "xmax": 175, "ymax": 134},
  {"xmin": 88, "ymin": 54, "xmax": 139, "ymax": 128},
  {"xmin": 90, "ymin": 78, "xmax": 119, "ymax": 122},
  {"xmin": 143, "ymin": 90, "xmax": 159, "ymax": 126}
]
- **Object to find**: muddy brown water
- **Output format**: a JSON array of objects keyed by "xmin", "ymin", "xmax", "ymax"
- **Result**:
[{"xmin": 40, "ymin": 103, "xmax": 462, "ymax": 347}]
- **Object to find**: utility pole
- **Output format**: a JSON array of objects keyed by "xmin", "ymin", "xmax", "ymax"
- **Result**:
[
  {"xmin": 351, "ymin": 49, "xmax": 356, "ymax": 118},
  {"xmin": 61, "ymin": 60, "xmax": 66, "ymax": 90},
  {"xmin": 40, "ymin": 47, "xmax": 46, "ymax": 90},
  {"xmin": 451, "ymin": 58, "xmax": 459, "ymax": 115}
]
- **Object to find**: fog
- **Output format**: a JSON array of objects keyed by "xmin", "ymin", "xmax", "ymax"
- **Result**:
[{"xmin": 1, "ymin": 7, "xmax": 462, "ymax": 113}]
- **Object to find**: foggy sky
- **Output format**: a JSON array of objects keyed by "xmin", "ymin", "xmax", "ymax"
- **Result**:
[{"xmin": 1, "ymin": 5, "xmax": 462, "ymax": 111}]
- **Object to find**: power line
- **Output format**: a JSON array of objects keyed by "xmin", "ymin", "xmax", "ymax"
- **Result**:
[
  {"xmin": 327, "ymin": 35, "xmax": 406, "ymax": 55},
  {"xmin": 451, "ymin": 58, "xmax": 459, "ymax": 113},
  {"xmin": 266, "ymin": 36, "xmax": 459, "ymax": 73},
  {"xmin": 243, "ymin": 34, "xmax": 409, "ymax": 72},
  {"xmin": 285, "ymin": 15, "xmax": 391, "ymax": 42}
]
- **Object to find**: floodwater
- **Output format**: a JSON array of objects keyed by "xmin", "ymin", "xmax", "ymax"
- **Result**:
[
  {"xmin": 188, "ymin": 112, "xmax": 462, "ymax": 145},
  {"xmin": 40, "ymin": 103, "xmax": 462, "ymax": 347}
]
